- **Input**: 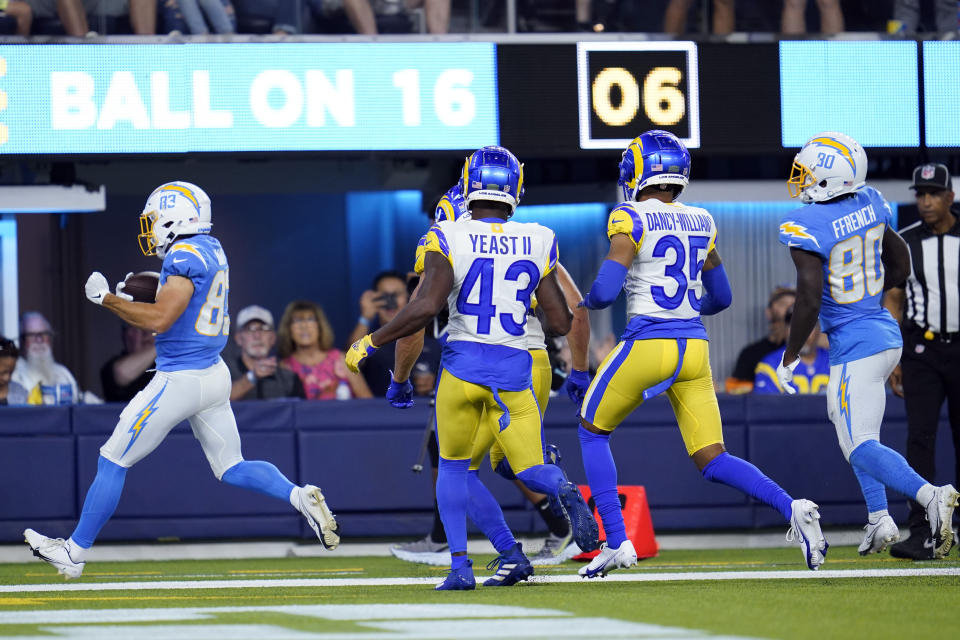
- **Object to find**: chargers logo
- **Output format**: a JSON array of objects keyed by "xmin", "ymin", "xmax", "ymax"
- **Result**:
[
  {"xmin": 122, "ymin": 381, "xmax": 168, "ymax": 457},
  {"xmin": 808, "ymin": 137, "xmax": 856, "ymax": 173},
  {"xmin": 780, "ymin": 221, "xmax": 821, "ymax": 248}
]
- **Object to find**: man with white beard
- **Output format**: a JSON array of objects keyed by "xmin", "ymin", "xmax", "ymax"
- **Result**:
[{"xmin": 12, "ymin": 312, "xmax": 79, "ymax": 405}]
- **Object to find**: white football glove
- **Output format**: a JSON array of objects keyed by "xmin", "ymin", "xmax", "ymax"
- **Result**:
[
  {"xmin": 113, "ymin": 272, "xmax": 134, "ymax": 302},
  {"xmin": 776, "ymin": 356, "xmax": 801, "ymax": 395},
  {"xmin": 84, "ymin": 271, "xmax": 110, "ymax": 305}
]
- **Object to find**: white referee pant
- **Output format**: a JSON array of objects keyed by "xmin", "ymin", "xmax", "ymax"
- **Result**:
[
  {"xmin": 100, "ymin": 358, "xmax": 243, "ymax": 479},
  {"xmin": 826, "ymin": 347, "xmax": 902, "ymax": 461}
]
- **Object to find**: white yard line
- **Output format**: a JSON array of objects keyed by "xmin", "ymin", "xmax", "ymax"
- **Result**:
[{"xmin": 2, "ymin": 567, "xmax": 958, "ymax": 593}]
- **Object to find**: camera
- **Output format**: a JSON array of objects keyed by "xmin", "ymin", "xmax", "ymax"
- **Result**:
[{"xmin": 376, "ymin": 292, "xmax": 399, "ymax": 311}]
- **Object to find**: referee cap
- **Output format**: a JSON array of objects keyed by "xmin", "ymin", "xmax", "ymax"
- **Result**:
[{"xmin": 910, "ymin": 163, "xmax": 952, "ymax": 191}]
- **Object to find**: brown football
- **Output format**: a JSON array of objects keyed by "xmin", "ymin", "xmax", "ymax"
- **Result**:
[{"xmin": 123, "ymin": 271, "xmax": 160, "ymax": 303}]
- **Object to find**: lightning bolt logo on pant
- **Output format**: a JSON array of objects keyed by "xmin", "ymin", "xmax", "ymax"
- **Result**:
[
  {"xmin": 838, "ymin": 364, "xmax": 852, "ymax": 439},
  {"xmin": 122, "ymin": 381, "xmax": 168, "ymax": 457}
]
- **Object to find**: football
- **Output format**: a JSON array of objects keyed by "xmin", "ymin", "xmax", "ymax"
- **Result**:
[{"xmin": 122, "ymin": 271, "xmax": 160, "ymax": 303}]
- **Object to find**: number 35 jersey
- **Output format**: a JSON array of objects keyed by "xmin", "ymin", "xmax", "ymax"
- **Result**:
[
  {"xmin": 779, "ymin": 186, "xmax": 901, "ymax": 364},
  {"xmin": 156, "ymin": 234, "xmax": 230, "ymax": 371},
  {"xmin": 610, "ymin": 199, "xmax": 717, "ymax": 341},
  {"xmin": 421, "ymin": 217, "xmax": 558, "ymax": 390}
]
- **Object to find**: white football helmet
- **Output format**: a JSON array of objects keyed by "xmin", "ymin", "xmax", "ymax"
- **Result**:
[
  {"xmin": 788, "ymin": 132, "xmax": 867, "ymax": 204},
  {"xmin": 138, "ymin": 181, "xmax": 212, "ymax": 258}
]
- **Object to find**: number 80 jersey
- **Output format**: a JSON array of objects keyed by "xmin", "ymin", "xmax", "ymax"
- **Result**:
[{"xmin": 421, "ymin": 218, "xmax": 558, "ymax": 351}]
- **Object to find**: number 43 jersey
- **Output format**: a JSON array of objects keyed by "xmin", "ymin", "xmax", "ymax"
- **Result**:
[
  {"xmin": 779, "ymin": 186, "xmax": 901, "ymax": 365},
  {"xmin": 421, "ymin": 218, "xmax": 558, "ymax": 390},
  {"xmin": 156, "ymin": 234, "xmax": 230, "ymax": 371}
]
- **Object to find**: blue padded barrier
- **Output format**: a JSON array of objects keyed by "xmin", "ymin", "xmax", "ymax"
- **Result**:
[{"xmin": 0, "ymin": 394, "xmax": 955, "ymax": 542}]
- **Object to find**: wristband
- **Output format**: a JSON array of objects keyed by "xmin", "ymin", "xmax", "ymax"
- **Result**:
[
  {"xmin": 246, "ymin": 370, "xmax": 256, "ymax": 384},
  {"xmin": 357, "ymin": 316, "xmax": 371, "ymax": 328}
]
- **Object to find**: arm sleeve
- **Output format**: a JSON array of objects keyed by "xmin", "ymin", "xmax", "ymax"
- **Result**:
[
  {"xmin": 582, "ymin": 259, "xmax": 628, "ymax": 310},
  {"xmin": 699, "ymin": 263, "xmax": 732, "ymax": 316}
]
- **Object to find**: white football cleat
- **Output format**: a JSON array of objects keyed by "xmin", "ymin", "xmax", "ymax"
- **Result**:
[
  {"xmin": 23, "ymin": 529, "xmax": 85, "ymax": 579},
  {"xmin": 390, "ymin": 536, "xmax": 450, "ymax": 566},
  {"xmin": 578, "ymin": 539, "xmax": 637, "ymax": 578},
  {"xmin": 925, "ymin": 484, "xmax": 960, "ymax": 558},
  {"xmin": 786, "ymin": 499, "xmax": 828, "ymax": 570},
  {"xmin": 296, "ymin": 485, "xmax": 340, "ymax": 550},
  {"xmin": 858, "ymin": 515, "xmax": 900, "ymax": 556}
]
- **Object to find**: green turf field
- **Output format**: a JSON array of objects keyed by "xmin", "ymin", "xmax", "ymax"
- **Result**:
[{"xmin": 1, "ymin": 544, "xmax": 958, "ymax": 639}]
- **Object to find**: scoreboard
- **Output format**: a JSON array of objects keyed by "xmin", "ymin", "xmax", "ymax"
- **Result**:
[{"xmin": 0, "ymin": 39, "xmax": 951, "ymax": 156}]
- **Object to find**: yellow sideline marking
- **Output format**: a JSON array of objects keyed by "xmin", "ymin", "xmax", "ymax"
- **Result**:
[{"xmin": 228, "ymin": 568, "xmax": 365, "ymax": 575}]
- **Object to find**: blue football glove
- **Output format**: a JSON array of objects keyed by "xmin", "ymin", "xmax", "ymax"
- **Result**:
[
  {"xmin": 386, "ymin": 371, "xmax": 414, "ymax": 408},
  {"xmin": 564, "ymin": 369, "xmax": 591, "ymax": 404}
]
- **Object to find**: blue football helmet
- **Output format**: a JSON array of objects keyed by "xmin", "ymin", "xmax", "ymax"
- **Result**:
[
  {"xmin": 617, "ymin": 130, "xmax": 691, "ymax": 201},
  {"xmin": 461, "ymin": 145, "xmax": 524, "ymax": 214},
  {"xmin": 435, "ymin": 183, "xmax": 470, "ymax": 222}
]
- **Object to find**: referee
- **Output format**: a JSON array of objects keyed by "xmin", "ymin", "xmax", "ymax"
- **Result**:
[{"xmin": 885, "ymin": 162, "xmax": 960, "ymax": 560}]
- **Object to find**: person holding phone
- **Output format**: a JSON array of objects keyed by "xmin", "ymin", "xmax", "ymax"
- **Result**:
[{"xmin": 347, "ymin": 270, "xmax": 438, "ymax": 396}]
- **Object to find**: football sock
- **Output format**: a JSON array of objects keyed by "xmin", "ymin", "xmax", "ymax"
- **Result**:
[
  {"xmin": 848, "ymin": 440, "xmax": 925, "ymax": 500},
  {"xmin": 853, "ymin": 464, "xmax": 888, "ymax": 514},
  {"xmin": 536, "ymin": 497, "xmax": 570, "ymax": 537},
  {"xmin": 430, "ymin": 499, "xmax": 447, "ymax": 544},
  {"xmin": 466, "ymin": 471, "xmax": 516, "ymax": 553},
  {"xmin": 221, "ymin": 460, "xmax": 295, "ymax": 502},
  {"xmin": 701, "ymin": 452, "xmax": 793, "ymax": 521},
  {"xmin": 437, "ymin": 457, "xmax": 471, "ymax": 555},
  {"xmin": 71, "ymin": 456, "xmax": 127, "ymax": 549},
  {"xmin": 578, "ymin": 425, "xmax": 626, "ymax": 548},
  {"xmin": 451, "ymin": 553, "xmax": 470, "ymax": 570},
  {"xmin": 515, "ymin": 463, "xmax": 567, "ymax": 495}
]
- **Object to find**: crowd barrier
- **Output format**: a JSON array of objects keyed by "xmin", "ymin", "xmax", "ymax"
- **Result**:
[{"xmin": 0, "ymin": 395, "xmax": 955, "ymax": 543}]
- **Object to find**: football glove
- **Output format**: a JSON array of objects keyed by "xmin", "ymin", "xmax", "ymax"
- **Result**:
[
  {"xmin": 113, "ymin": 272, "xmax": 134, "ymax": 302},
  {"xmin": 345, "ymin": 334, "xmax": 378, "ymax": 373},
  {"xmin": 776, "ymin": 356, "xmax": 800, "ymax": 395},
  {"xmin": 386, "ymin": 371, "xmax": 414, "ymax": 409},
  {"xmin": 84, "ymin": 271, "xmax": 111, "ymax": 305},
  {"xmin": 564, "ymin": 369, "xmax": 591, "ymax": 404}
]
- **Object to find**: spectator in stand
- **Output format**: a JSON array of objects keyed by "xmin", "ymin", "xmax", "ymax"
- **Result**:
[
  {"xmin": 781, "ymin": 0, "xmax": 843, "ymax": 33},
  {"xmin": 753, "ymin": 311, "xmax": 830, "ymax": 394},
  {"xmin": 25, "ymin": 0, "xmax": 155, "ymax": 35},
  {"xmin": 726, "ymin": 287, "xmax": 796, "ymax": 394},
  {"xmin": 0, "ymin": 1, "xmax": 33, "ymax": 35},
  {"xmin": 0, "ymin": 338, "xmax": 28, "ymax": 406},
  {"xmin": 278, "ymin": 300, "xmax": 372, "ymax": 400},
  {"xmin": 889, "ymin": 0, "xmax": 958, "ymax": 34},
  {"xmin": 347, "ymin": 270, "xmax": 441, "ymax": 397},
  {"xmin": 100, "ymin": 324, "xmax": 155, "ymax": 403},
  {"xmin": 664, "ymin": 0, "xmax": 736, "ymax": 34},
  {"xmin": 159, "ymin": 0, "xmax": 234, "ymax": 34},
  {"xmin": 12, "ymin": 312, "xmax": 79, "ymax": 406},
  {"xmin": 231, "ymin": 0, "xmax": 298, "ymax": 33},
  {"xmin": 227, "ymin": 305, "xmax": 305, "ymax": 401}
]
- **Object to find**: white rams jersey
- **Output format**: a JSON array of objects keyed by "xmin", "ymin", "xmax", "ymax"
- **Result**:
[
  {"xmin": 608, "ymin": 199, "xmax": 717, "ymax": 320},
  {"xmin": 420, "ymin": 218, "xmax": 558, "ymax": 351}
]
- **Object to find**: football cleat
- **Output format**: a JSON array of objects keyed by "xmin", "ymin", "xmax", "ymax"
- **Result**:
[
  {"xmin": 296, "ymin": 485, "xmax": 340, "ymax": 550},
  {"xmin": 390, "ymin": 535, "xmax": 450, "ymax": 566},
  {"xmin": 24, "ymin": 529, "xmax": 85, "ymax": 579},
  {"xmin": 578, "ymin": 540, "xmax": 637, "ymax": 578},
  {"xmin": 925, "ymin": 484, "xmax": 960, "ymax": 558},
  {"xmin": 786, "ymin": 499, "xmax": 829, "ymax": 570},
  {"xmin": 529, "ymin": 530, "xmax": 579, "ymax": 565},
  {"xmin": 436, "ymin": 559, "xmax": 476, "ymax": 591},
  {"xmin": 557, "ymin": 482, "xmax": 600, "ymax": 552},
  {"xmin": 483, "ymin": 542, "xmax": 534, "ymax": 586},
  {"xmin": 858, "ymin": 515, "xmax": 900, "ymax": 556}
]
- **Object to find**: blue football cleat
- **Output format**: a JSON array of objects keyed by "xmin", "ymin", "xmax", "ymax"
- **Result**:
[
  {"xmin": 558, "ymin": 482, "xmax": 600, "ymax": 552},
  {"xmin": 483, "ymin": 543, "xmax": 534, "ymax": 587},
  {"xmin": 435, "ymin": 558, "xmax": 476, "ymax": 591}
]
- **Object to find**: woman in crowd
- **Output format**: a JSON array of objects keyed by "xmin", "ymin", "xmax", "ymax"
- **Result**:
[
  {"xmin": 277, "ymin": 300, "xmax": 372, "ymax": 400},
  {"xmin": 0, "ymin": 338, "xmax": 28, "ymax": 406}
]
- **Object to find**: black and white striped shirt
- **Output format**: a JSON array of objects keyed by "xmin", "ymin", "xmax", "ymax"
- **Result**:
[{"xmin": 900, "ymin": 215, "xmax": 960, "ymax": 334}]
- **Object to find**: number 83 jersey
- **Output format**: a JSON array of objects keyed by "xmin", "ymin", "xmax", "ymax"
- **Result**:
[
  {"xmin": 779, "ymin": 186, "xmax": 901, "ymax": 364},
  {"xmin": 423, "ymin": 218, "xmax": 558, "ymax": 351},
  {"xmin": 156, "ymin": 234, "xmax": 230, "ymax": 371}
]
